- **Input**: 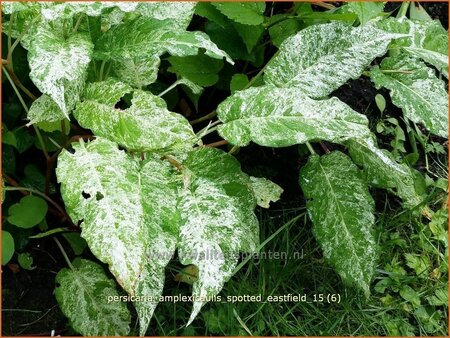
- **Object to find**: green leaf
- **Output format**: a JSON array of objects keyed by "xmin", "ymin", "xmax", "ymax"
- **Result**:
[
  {"xmin": 234, "ymin": 23, "xmax": 264, "ymax": 53},
  {"xmin": 347, "ymin": 1, "xmax": 385, "ymax": 25},
  {"xmin": 27, "ymin": 94, "xmax": 67, "ymax": 125},
  {"xmin": 217, "ymin": 85, "xmax": 371, "ymax": 147},
  {"xmin": 2, "ymin": 231, "xmax": 15, "ymax": 265},
  {"xmin": 370, "ymin": 55, "xmax": 448, "ymax": 138},
  {"xmin": 299, "ymin": 151, "xmax": 376, "ymax": 296},
  {"xmin": 399, "ymin": 285, "xmax": 421, "ymax": 307},
  {"xmin": 378, "ymin": 18, "xmax": 448, "ymax": 78},
  {"xmin": 74, "ymin": 80, "xmax": 195, "ymax": 151},
  {"xmin": 268, "ymin": 14, "xmax": 303, "ymax": 48},
  {"xmin": 95, "ymin": 17, "xmax": 233, "ymax": 64},
  {"xmin": 265, "ymin": 22, "xmax": 404, "ymax": 98},
  {"xmin": 8, "ymin": 195, "xmax": 48, "ymax": 229},
  {"xmin": 169, "ymin": 53, "xmax": 224, "ymax": 87},
  {"xmin": 178, "ymin": 148, "xmax": 259, "ymax": 325},
  {"xmin": 56, "ymin": 138, "xmax": 180, "ymax": 335},
  {"xmin": 230, "ymin": 74, "xmax": 249, "ymax": 93},
  {"xmin": 62, "ymin": 232, "xmax": 87, "ymax": 256},
  {"xmin": 347, "ymin": 136, "xmax": 426, "ymax": 209},
  {"xmin": 211, "ymin": 2, "xmax": 266, "ymax": 25},
  {"xmin": 55, "ymin": 259, "xmax": 131, "ymax": 336},
  {"xmin": 249, "ymin": 176, "xmax": 283, "ymax": 208},
  {"xmin": 18, "ymin": 252, "xmax": 35, "ymax": 270},
  {"xmin": 28, "ymin": 25, "xmax": 93, "ymax": 118}
]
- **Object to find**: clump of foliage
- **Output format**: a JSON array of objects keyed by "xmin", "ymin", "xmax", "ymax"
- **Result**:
[{"xmin": 1, "ymin": 1, "xmax": 448, "ymax": 336}]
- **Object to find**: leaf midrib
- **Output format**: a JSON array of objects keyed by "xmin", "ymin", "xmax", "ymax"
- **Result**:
[{"xmin": 316, "ymin": 160, "xmax": 366, "ymax": 284}]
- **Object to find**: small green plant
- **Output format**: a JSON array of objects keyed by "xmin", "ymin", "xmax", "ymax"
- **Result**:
[{"xmin": 1, "ymin": 1, "xmax": 447, "ymax": 336}]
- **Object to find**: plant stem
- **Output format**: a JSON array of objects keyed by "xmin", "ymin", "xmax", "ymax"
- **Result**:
[
  {"xmin": 158, "ymin": 80, "xmax": 181, "ymax": 97},
  {"xmin": 7, "ymin": 13, "xmax": 14, "ymax": 65},
  {"xmin": 3, "ymin": 64, "xmax": 49, "ymax": 159},
  {"xmin": 72, "ymin": 14, "xmax": 84, "ymax": 32},
  {"xmin": 228, "ymin": 145, "xmax": 240, "ymax": 155},
  {"xmin": 204, "ymin": 140, "xmax": 228, "ymax": 148},
  {"xmin": 397, "ymin": 1, "xmax": 409, "ymax": 18},
  {"xmin": 162, "ymin": 155, "xmax": 183, "ymax": 171},
  {"xmin": 4, "ymin": 186, "xmax": 71, "ymax": 223},
  {"xmin": 33, "ymin": 125, "xmax": 50, "ymax": 159},
  {"xmin": 313, "ymin": 2, "xmax": 336, "ymax": 10},
  {"xmin": 60, "ymin": 121, "xmax": 68, "ymax": 148},
  {"xmin": 99, "ymin": 60, "xmax": 106, "ymax": 81},
  {"xmin": 53, "ymin": 237, "xmax": 74, "ymax": 270},
  {"xmin": 233, "ymin": 212, "xmax": 306, "ymax": 275},
  {"xmin": 190, "ymin": 110, "xmax": 217, "ymax": 125},
  {"xmin": 2, "ymin": 65, "xmax": 34, "ymax": 112},
  {"xmin": 305, "ymin": 142, "xmax": 316, "ymax": 155}
]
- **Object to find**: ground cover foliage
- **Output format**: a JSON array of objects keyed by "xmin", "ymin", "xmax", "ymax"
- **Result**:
[{"xmin": 1, "ymin": 1, "xmax": 448, "ymax": 336}]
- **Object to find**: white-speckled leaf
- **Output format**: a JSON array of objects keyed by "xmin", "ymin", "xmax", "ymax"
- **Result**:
[
  {"xmin": 112, "ymin": 56, "xmax": 160, "ymax": 88},
  {"xmin": 56, "ymin": 138, "xmax": 181, "ymax": 336},
  {"xmin": 347, "ymin": 136, "xmax": 425, "ymax": 209},
  {"xmin": 378, "ymin": 17, "xmax": 448, "ymax": 78},
  {"xmin": 134, "ymin": 155, "xmax": 181, "ymax": 336},
  {"xmin": 216, "ymin": 86, "xmax": 371, "ymax": 147},
  {"xmin": 74, "ymin": 80, "xmax": 195, "ymax": 151},
  {"xmin": 249, "ymin": 176, "xmax": 283, "ymax": 208},
  {"xmin": 40, "ymin": 2, "xmax": 138, "ymax": 21},
  {"xmin": 28, "ymin": 25, "xmax": 93, "ymax": 118},
  {"xmin": 136, "ymin": 2, "xmax": 196, "ymax": 29},
  {"xmin": 95, "ymin": 17, "xmax": 233, "ymax": 64},
  {"xmin": 26, "ymin": 94, "xmax": 66, "ymax": 126},
  {"xmin": 2, "ymin": 1, "xmax": 40, "ymax": 14},
  {"xmin": 178, "ymin": 147, "xmax": 259, "ymax": 325},
  {"xmin": 370, "ymin": 55, "xmax": 448, "ymax": 137},
  {"xmin": 265, "ymin": 22, "xmax": 405, "ymax": 98},
  {"xmin": 299, "ymin": 151, "xmax": 376, "ymax": 297},
  {"xmin": 55, "ymin": 259, "xmax": 131, "ymax": 336}
]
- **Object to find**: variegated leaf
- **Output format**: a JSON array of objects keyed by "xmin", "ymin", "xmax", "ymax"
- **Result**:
[
  {"xmin": 74, "ymin": 80, "xmax": 195, "ymax": 151},
  {"xmin": 264, "ymin": 22, "xmax": 404, "ymax": 98},
  {"xmin": 178, "ymin": 147, "xmax": 259, "ymax": 325},
  {"xmin": 216, "ymin": 86, "xmax": 371, "ymax": 147},
  {"xmin": 299, "ymin": 151, "xmax": 376, "ymax": 297},
  {"xmin": 136, "ymin": 2, "xmax": 196, "ymax": 29},
  {"xmin": 56, "ymin": 138, "xmax": 181, "ymax": 336},
  {"xmin": 377, "ymin": 17, "xmax": 448, "ymax": 78},
  {"xmin": 370, "ymin": 55, "xmax": 448, "ymax": 138},
  {"xmin": 55, "ymin": 259, "xmax": 131, "ymax": 336},
  {"xmin": 26, "ymin": 94, "xmax": 66, "ymax": 126},
  {"xmin": 347, "ymin": 136, "xmax": 425, "ymax": 209},
  {"xmin": 40, "ymin": 2, "xmax": 138, "ymax": 21},
  {"xmin": 112, "ymin": 56, "xmax": 160, "ymax": 88},
  {"xmin": 249, "ymin": 176, "xmax": 283, "ymax": 208},
  {"xmin": 28, "ymin": 25, "xmax": 93, "ymax": 118},
  {"xmin": 95, "ymin": 17, "xmax": 233, "ymax": 64}
]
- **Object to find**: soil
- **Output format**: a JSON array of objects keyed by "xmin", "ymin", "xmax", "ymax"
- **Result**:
[{"xmin": 2, "ymin": 2, "xmax": 448, "ymax": 336}]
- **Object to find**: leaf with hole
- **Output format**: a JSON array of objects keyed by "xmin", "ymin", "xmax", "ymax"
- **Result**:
[{"xmin": 74, "ymin": 80, "xmax": 195, "ymax": 151}]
